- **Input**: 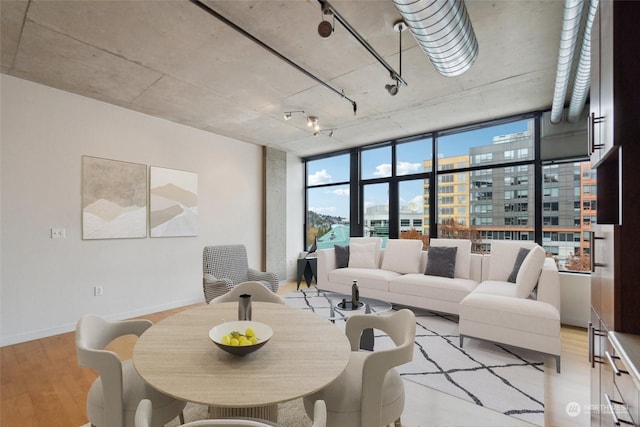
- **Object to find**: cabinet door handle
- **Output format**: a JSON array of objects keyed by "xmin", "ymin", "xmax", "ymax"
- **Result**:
[
  {"xmin": 590, "ymin": 232, "xmax": 606, "ymax": 272},
  {"xmin": 588, "ymin": 112, "xmax": 605, "ymax": 154},
  {"xmin": 605, "ymin": 351, "xmax": 629, "ymax": 376},
  {"xmin": 604, "ymin": 393, "xmax": 634, "ymax": 425},
  {"xmin": 589, "ymin": 322, "xmax": 605, "ymax": 368}
]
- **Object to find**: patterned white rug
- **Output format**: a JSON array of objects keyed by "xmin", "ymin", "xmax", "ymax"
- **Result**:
[{"xmin": 283, "ymin": 289, "xmax": 544, "ymax": 426}]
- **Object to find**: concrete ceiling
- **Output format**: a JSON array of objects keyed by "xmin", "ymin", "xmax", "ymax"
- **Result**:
[{"xmin": 1, "ymin": 0, "xmax": 566, "ymax": 158}]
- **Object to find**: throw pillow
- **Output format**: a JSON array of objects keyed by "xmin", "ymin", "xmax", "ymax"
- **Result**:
[
  {"xmin": 507, "ymin": 247, "xmax": 531, "ymax": 283},
  {"xmin": 487, "ymin": 240, "xmax": 537, "ymax": 281},
  {"xmin": 348, "ymin": 242, "xmax": 377, "ymax": 269},
  {"xmin": 335, "ymin": 245, "xmax": 350, "ymax": 268},
  {"xmin": 350, "ymin": 237, "xmax": 383, "ymax": 266},
  {"xmin": 204, "ymin": 273, "xmax": 217, "ymax": 283},
  {"xmin": 429, "ymin": 238, "xmax": 472, "ymax": 279},
  {"xmin": 381, "ymin": 239, "xmax": 423, "ymax": 274},
  {"xmin": 515, "ymin": 245, "xmax": 546, "ymax": 298},
  {"xmin": 425, "ymin": 246, "xmax": 458, "ymax": 278}
]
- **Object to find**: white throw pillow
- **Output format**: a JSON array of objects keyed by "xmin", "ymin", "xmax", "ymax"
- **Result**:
[
  {"xmin": 487, "ymin": 240, "xmax": 537, "ymax": 281},
  {"xmin": 429, "ymin": 238, "xmax": 471, "ymax": 279},
  {"xmin": 381, "ymin": 239, "xmax": 423, "ymax": 274},
  {"xmin": 515, "ymin": 245, "xmax": 546, "ymax": 298},
  {"xmin": 348, "ymin": 242, "xmax": 378, "ymax": 269},
  {"xmin": 350, "ymin": 237, "xmax": 382, "ymax": 267}
]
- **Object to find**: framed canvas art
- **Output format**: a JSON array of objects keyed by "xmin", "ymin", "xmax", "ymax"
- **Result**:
[
  {"xmin": 149, "ymin": 166, "xmax": 198, "ymax": 237},
  {"xmin": 82, "ymin": 156, "xmax": 147, "ymax": 239}
]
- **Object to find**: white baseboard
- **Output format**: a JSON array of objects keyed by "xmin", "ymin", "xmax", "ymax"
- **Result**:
[{"xmin": 0, "ymin": 296, "xmax": 203, "ymax": 347}]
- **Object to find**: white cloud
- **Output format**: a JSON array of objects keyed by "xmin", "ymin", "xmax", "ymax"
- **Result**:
[
  {"xmin": 309, "ymin": 206, "xmax": 337, "ymax": 213},
  {"xmin": 373, "ymin": 162, "xmax": 421, "ymax": 177},
  {"xmin": 332, "ymin": 188, "xmax": 350, "ymax": 196},
  {"xmin": 397, "ymin": 161, "xmax": 422, "ymax": 175},
  {"xmin": 308, "ymin": 169, "xmax": 332, "ymax": 185},
  {"xmin": 373, "ymin": 164, "xmax": 392, "ymax": 177},
  {"xmin": 401, "ymin": 195, "xmax": 424, "ymax": 212}
]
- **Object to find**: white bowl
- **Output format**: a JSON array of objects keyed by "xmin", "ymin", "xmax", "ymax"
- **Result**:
[{"xmin": 209, "ymin": 321, "xmax": 273, "ymax": 356}]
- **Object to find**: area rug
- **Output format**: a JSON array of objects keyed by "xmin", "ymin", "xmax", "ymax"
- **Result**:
[{"xmin": 282, "ymin": 289, "xmax": 545, "ymax": 426}]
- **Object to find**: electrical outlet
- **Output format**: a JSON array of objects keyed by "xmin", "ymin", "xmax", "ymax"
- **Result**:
[
  {"xmin": 51, "ymin": 228, "xmax": 66, "ymax": 239},
  {"xmin": 94, "ymin": 286, "xmax": 103, "ymax": 297}
]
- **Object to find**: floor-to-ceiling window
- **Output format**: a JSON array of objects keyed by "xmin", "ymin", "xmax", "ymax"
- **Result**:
[
  {"xmin": 303, "ymin": 112, "xmax": 594, "ymax": 272},
  {"xmin": 305, "ymin": 153, "xmax": 350, "ymax": 250}
]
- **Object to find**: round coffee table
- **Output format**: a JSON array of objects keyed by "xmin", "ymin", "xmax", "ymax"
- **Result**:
[{"xmin": 282, "ymin": 288, "xmax": 393, "ymax": 349}]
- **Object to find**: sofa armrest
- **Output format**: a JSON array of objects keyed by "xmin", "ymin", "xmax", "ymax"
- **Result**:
[
  {"xmin": 536, "ymin": 258, "xmax": 560, "ymax": 311},
  {"xmin": 316, "ymin": 248, "xmax": 336, "ymax": 289},
  {"xmin": 247, "ymin": 268, "xmax": 279, "ymax": 293}
]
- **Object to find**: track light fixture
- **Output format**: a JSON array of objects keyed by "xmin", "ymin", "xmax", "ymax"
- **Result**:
[
  {"xmin": 318, "ymin": 0, "xmax": 407, "ymax": 88},
  {"xmin": 314, "ymin": 129, "xmax": 335, "ymax": 137},
  {"xmin": 318, "ymin": 2, "xmax": 334, "ymax": 38},
  {"xmin": 385, "ymin": 80, "xmax": 400, "ymax": 96},
  {"xmin": 284, "ymin": 111, "xmax": 325, "ymax": 134},
  {"xmin": 386, "ymin": 20, "xmax": 406, "ymax": 96},
  {"xmin": 284, "ymin": 110, "xmax": 304, "ymax": 121},
  {"xmin": 307, "ymin": 116, "xmax": 320, "ymax": 131}
]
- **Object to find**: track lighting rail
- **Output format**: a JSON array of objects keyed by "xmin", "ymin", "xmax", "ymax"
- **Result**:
[
  {"xmin": 318, "ymin": 0, "xmax": 407, "ymax": 88},
  {"xmin": 189, "ymin": 0, "xmax": 357, "ymax": 115}
]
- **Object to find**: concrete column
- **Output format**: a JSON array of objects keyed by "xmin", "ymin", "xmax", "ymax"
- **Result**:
[{"xmin": 264, "ymin": 147, "xmax": 287, "ymax": 281}]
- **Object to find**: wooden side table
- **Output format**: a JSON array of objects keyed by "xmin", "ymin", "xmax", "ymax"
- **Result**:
[{"xmin": 296, "ymin": 257, "xmax": 317, "ymax": 290}]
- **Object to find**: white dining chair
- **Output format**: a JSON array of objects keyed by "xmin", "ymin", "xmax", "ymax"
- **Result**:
[
  {"xmin": 209, "ymin": 281, "xmax": 285, "ymax": 305},
  {"xmin": 76, "ymin": 314, "xmax": 186, "ymax": 427},
  {"xmin": 302, "ymin": 309, "xmax": 416, "ymax": 427},
  {"xmin": 135, "ymin": 399, "xmax": 327, "ymax": 427}
]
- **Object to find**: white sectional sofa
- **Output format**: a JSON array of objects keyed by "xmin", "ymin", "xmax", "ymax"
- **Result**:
[
  {"xmin": 316, "ymin": 237, "xmax": 562, "ymax": 372},
  {"xmin": 318, "ymin": 237, "xmax": 483, "ymax": 315}
]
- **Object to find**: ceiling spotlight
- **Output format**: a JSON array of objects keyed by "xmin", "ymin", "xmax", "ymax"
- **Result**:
[
  {"xmin": 284, "ymin": 112, "xmax": 292, "ymax": 120},
  {"xmin": 307, "ymin": 116, "xmax": 319, "ymax": 128},
  {"xmin": 318, "ymin": 2, "xmax": 335, "ymax": 38},
  {"xmin": 385, "ymin": 20, "xmax": 406, "ymax": 96},
  {"xmin": 385, "ymin": 82, "xmax": 399, "ymax": 96},
  {"xmin": 318, "ymin": 20, "xmax": 333, "ymax": 38}
]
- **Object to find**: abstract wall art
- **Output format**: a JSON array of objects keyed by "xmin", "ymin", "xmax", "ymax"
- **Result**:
[
  {"xmin": 149, "ymin": 166, "xmax": 198, "ymax": 237},
  {"xmin": 82, "ymin": 156, "xmax": 147, "ymax": 239}
]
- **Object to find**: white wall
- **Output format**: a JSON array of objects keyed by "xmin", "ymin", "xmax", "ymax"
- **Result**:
[
  {"xmin": 0, "ymin": 75, "xmax": 269, "ymax": 346},
  {"xmin": 559, "ymin": 272, "xmax": 591, "ymax": 328}
]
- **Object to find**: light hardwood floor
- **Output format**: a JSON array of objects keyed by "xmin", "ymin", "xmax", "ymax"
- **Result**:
[{"xmin": 1, "ymin": 281, "xmax": 589, "ymax": 427}]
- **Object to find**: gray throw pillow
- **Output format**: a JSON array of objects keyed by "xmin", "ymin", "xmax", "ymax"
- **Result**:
[
  {"xmin": 425, "ymin": 246, "xmax": 457, "ymax": 278},
  {"xmin": 507, "ymin": 247, "xmax": 531, "ymax": 283},
  {"xmin": 335, "ymin": 245, "xmax": 350, "ymax": 268}
]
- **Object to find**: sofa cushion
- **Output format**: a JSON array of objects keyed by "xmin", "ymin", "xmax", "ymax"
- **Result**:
[
  {"xmin": 515, "ymin": 245, "xmax": 546, "ymax": 299},
  {"xmin": 487, "ymin": 240, "xmax": 537, "ymax": 281},
  {"xmin": 460, "ymin": 292, "xmax": 560, "ymax": 337},
  {"xmin": 335, "ymin": 245, "xmax": 350, "ymax": 268},
  {"xmin": 390, "ymin": 274, "xmax": 478, "ymax": 303},
  {"xmin": 350, "ymin": 237, "xmax": 382, "ymax": 267},
  {"xmin": 424, "ymin": 246, "xmax": 457, "ymax": 278},
  {"xmin": 507, "ymin": 247, "xmax": 531, "ymax": 283},
  {"xmin": 348, "ymin": 242, "xmax": 377, "ymax": 269},
  {"xmin": 471, "ymin": 280, "xmax": 518, "ymax": 298},
  {"xmin": 328, "ymin": 268, "xmax": 400, "ymax": 292},
  {"xmin": 429, "ymin": 238, "xmax": 472, "ymax": 279},
  {"xmin": 381, "ymin": 239, "xmax": 423, "ymax": 274}
]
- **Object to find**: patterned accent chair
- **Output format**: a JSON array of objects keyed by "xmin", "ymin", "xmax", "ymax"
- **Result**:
[{"xmin": 202, "ymin": 244, "xmax": 279, "ymax": 303}]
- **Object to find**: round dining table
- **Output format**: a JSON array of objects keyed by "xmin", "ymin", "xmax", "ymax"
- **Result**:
[{"xmin": 133, "ymin": 301, "xmax": 351, "ymax": 421}]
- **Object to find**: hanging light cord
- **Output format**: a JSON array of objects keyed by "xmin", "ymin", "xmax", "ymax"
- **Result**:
[{"xmin": 189, "ymin": 0, "xmax": 357, "ymax": 115}]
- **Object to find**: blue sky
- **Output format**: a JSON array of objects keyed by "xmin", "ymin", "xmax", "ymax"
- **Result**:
[{"xmin": 307, "ymin": 120, "xmax": 530, "ymax": 218}]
